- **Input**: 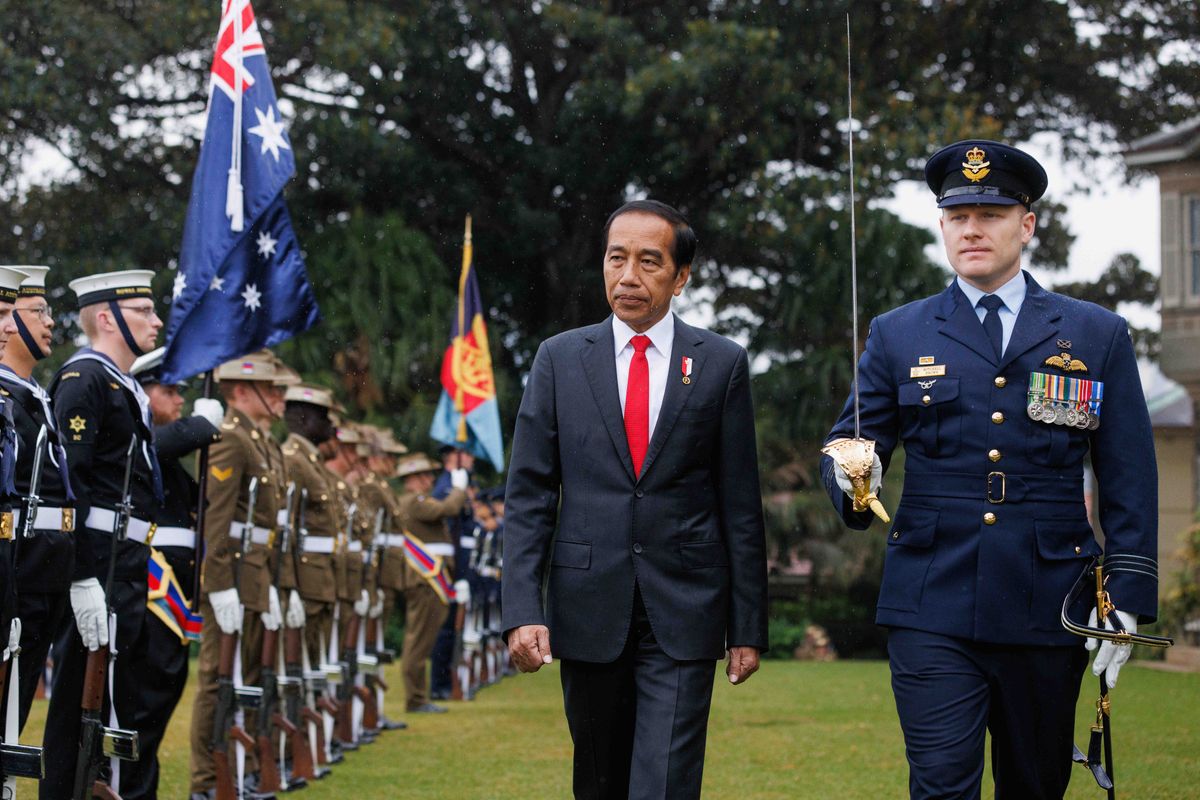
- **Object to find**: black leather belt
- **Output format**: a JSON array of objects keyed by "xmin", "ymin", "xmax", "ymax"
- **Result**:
[{"xmin": 903, "ymin": 471, "xmax": 1084, "ymax": 504}]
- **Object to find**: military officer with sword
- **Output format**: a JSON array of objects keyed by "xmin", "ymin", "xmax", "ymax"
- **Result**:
[
  {"xmin": 821, "ymin": 135, "xmax": 1165, "ymax": 798},
  {"xmin": 43, "ymin": 270, "xmax": 165, "ymax": 800}
]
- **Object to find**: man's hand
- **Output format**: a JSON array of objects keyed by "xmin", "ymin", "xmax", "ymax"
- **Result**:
[
  {"xmin": 726, "ymin": 646, "xmax": 760, "ymax": 685},
  {"xmin": 1086, "ymin": 608, "xmax": 1138, "ymax": 689},
  {"xmin": 832, "ymin": 453, "xmax": 882, "ymax": 499},
  {"xmin": 70, "ymin": 578, "xmax": 110, "ymax": 651},
  {"xmin": 508, "ymin": 624, "xmax": 553, "ymax": 673}
]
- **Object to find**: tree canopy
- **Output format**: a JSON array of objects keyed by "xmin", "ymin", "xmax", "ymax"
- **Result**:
[{"xmin": 1, "ymin": 0, "xmax": 1193, "ymax": 536}]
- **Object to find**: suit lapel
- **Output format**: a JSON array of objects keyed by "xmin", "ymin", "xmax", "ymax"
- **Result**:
[
  {"xmin": 999, "ymin": 273, "xmax": 1061, "ymax": 370},
  {"xmin": 936, "ymin": 282, "xmax": 998, "ymax": 365},
  {"xmin": 638, "ymin": 316, "xmax": 705, "ymax": 482},
  {"xmin": 580, "ymin": 318, "xmax": 636, "ymax": 482}
]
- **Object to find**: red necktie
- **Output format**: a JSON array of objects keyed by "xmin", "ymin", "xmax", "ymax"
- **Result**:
[{"xmin": 624, "ymin": 335, "xmax": 651, "ymax": 477}]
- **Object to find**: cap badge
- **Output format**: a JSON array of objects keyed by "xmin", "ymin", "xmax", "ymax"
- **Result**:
[{"xmin": 961, "ymin": 146, "xmax": 991, "ymax": 183}]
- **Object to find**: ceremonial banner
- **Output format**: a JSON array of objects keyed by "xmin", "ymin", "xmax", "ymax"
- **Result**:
[
  {"xmin": 161, "ymin": 0, "xmax": 320, "ymax": 383},
  {"xmin": 430, "ymin": 215, "xmax": 505, "ymax": 470}
]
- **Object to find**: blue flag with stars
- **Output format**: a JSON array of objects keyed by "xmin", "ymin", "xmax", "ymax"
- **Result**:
[{"xmin": 162, "ymin": 0, "xmax": 319, "ymax": 383}]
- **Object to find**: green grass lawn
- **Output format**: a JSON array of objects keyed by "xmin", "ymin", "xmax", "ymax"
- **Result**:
[{"xmin": 16, "ymin": 660, "xmax": 1199, "ymax": 798}]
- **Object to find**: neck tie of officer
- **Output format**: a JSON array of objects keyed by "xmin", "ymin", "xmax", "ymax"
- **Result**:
[
  {"xmin": 624, "ymin": 335, "xmax": 652, "ymax": 477},
  {"xmin": 977, "ymin": 294, "xmax": 1005, "ymax": 359}
]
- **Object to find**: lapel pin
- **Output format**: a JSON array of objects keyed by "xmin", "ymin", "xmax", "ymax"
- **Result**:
[
  {"xmin": 681, "ymin": 356, "xmax": 693, "ymax": 385},
  {"xmin": 1057, "ymin": 338, "xmax": 1072, "ymax": 349}
]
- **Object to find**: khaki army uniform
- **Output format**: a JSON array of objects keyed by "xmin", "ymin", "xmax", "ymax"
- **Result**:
[
  {"xmin": 282, "ymin": 433, "xmax": 340, "ymax": 663},
  {"xmin": 189, "ymin": 408, "xmax": 287, "ymax": 793},
  {"xmin": 356, "ymin": 472, "xmax": 406, "ymax": 624},
  {"xmin": 398, "ymin": 485, "xmax": 466, "ymax": 710}
]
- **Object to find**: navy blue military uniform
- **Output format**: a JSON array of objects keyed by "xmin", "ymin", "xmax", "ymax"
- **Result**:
[
  {"xmin": 42, "ymin": 349, "xmax": 163, "ymax": 800},
  {"xmin": 429, "ymin": 466, "xmax": 475, "ymax": 699},
  {"xmin": 822, "ymin": 140, "xmax": 1158, "ymax": 800},
  {"xmin": 0, "ymin": 366, "xmax": 75, "ymax": 732}
]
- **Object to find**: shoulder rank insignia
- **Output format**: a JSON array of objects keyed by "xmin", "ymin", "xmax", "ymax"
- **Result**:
[
  {"xmin": 220, "ymin": 421, "xmax": 237, "ymax": 431},
  {"xmin": 59, "ymin": 371, "xmax": 81, "ymax": 381},
  {"xmin": 68, "ymin": 415, "xmax": 87, "ymax": 433},
  {"xmin": 210, "ymin": 465, "xmax": 234, "ymax": 482},
  {"xmin": 1044, "ymin": 352, "xmax": 1088, "ymax": 373}
]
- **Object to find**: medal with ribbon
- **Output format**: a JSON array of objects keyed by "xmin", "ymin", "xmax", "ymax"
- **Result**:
[{"xmin": 1027, "ymin": 372, "xmax": 1103, "ymax": 430}]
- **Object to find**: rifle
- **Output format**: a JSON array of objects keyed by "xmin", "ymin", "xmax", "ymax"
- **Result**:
[
  {"xmin": 287, "ymin": 489, "xmax": 331, "ymax": 778},
  {"xmin": 3, "ymin": 426, "xmax": 48, "ymax": 794},
  {"xmin": 255, "ymin": 482, "xmax": 303, "ymax": 794},
  {"xmin": 277, "ymin": 484, "xmax": 317, "ymax": 786},
  {"xmin": 359, "ymin": 508, "xmax": 388, "ymax": 732},
  {"xmin": 212, "ymin": 477, "xmax": 260, "ymax": 800},
  {"xmin": 334, "ymin": 504, "xmax": 370, "ymax": 745},
  {"xmin": 20, "ymin": 425, "xmax": 48, "ymax": 540},
  {"xmin": 72, "ymin": 436, "xmax": 140, "ymax": 800}
]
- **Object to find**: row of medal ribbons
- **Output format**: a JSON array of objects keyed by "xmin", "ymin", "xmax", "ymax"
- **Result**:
[{"xmin": 1027, "ymin": 372, "xmax": 1104, "ymax": 431}]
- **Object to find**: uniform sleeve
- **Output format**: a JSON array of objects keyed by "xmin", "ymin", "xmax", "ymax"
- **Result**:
[
  {"xmin": 53, "ymin": 371, "xmax": 104, "ymax": 578},
  {"xmin": 154, "ymin": 417, "xmax": 220, "ymax": 461},
  {"xmin": 821, "ymin": 317, "xmax": 901, "ymax": 530},
  {"xmin": 500, "ymin": 341, "xmax": 561, "ymax": 635},
  {"xmin": 1090, "ymin": 317, "xmax": 1159, "ymax": 624},
  {"xmin": 201, "ymin": 431, "xmax": 246, "ymax": 594},
  {"xmin": 411, "ymin": 488, "xmax": 466, "ymax": 523},
  {"xmin": 718, "ymin": 348, "xmax": 769, "ymax": 651},
  {"xmin": 54, "ymin": 371, "xmax": 104, "ymax": 521}
]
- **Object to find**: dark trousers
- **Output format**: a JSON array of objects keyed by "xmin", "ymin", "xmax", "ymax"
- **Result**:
[
  {"xmin": 888, "ymin": 627, "xmax": 1088, "ymax": 800},
  {"xmin": 41, "ymin": 580, "xmax": 148, "ymax": 800},
  {"xmin": 559, "ymin": 589, "xmax": 716, "ymax": 800},
  {"xmin": 115, "ymin": 606, "xmax": 191, "ymax": 799},
  {"xmin": 429, "ymin": 602, "xmax": 456, "ymax": 696},
  {"xmin": 0, "ymin": 591, "xmax": 67, "ymax": 733}
]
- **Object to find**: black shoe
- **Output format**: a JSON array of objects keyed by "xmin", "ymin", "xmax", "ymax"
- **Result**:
[
  {"xmin": 379, "ymin": 717, "xmax": 408, "ymax": 731},
  {"xmin": 409, "ymin": 702, "xmax": 448, "ymax": 713},
  {"xmin": 313, "ymin": 766, "xmax": 333, "ymax": 779},
  {"xmin": 282, "ymin": 774, "xmax": 309, "ymax": 792},
  {"xmin": 429, "ymin": 689, "xmax": 450, "ymax": 701}
]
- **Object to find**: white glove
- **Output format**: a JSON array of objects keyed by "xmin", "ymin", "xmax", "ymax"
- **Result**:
[
  {"xmin": 70, "ymin": 578, "xmax": 109, "ymax": 651},
  {"xmin": 261, "ymin": 585, "xmax": 283, "ymax": 632},
  {"xmin": 285, "ymin": 589, "xmax": 306, "ymax": 629},
  {"xmin": 354, "ymin": 589, "xmax": 371, "ymax": 616},
  {"xmin": 208, "ymin": 587, "xmax": 243, "ymax": 635},
  {"xmin": 1086, "ymin": 608, "xmax": 1138, "ymax": 689},
  {"xmin": 191, "ymin": 397, "xmax": 225, "ymax": 428},
  {"xmin": 833, "ymin": 454, "xmax": 883, "ymax": 499},
  {"xmin": 3, "ymin": 618, "xmax": 21, "ymax": 661},
  {"xmin": 450, "ymin": 468, "xmax": 470, "ymax": 490},
  {"xmin": 454, "ymin": 579, "xmax": 471, "ymax": 605},
  {"xmin": 369, "ymin": 588, "xmax": 385, "ymax": 619}
]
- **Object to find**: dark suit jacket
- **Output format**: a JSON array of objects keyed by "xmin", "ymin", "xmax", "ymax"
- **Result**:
[
  {"xmin": 821, "ymin": 273, "xmax": 1158, "ymax": 646},
  {"xmin": 502, "ymin": 314, "xmax": 769, "ymax": 663}
]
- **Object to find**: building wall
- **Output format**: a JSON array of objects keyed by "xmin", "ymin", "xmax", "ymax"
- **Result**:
[{"xmin": 1156, "ymin": 425, "xmax": 1197, "ymax": 590}]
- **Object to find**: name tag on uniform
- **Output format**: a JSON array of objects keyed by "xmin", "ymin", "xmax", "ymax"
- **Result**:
[{"xmin": 910, "ymin": 364, "xmax": 946, "ymax": 378}]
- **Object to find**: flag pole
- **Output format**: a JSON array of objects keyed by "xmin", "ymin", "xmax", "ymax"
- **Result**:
[
  {"xmin": 454, "ymin": 214, "xmax": 472, "ymax": 442},
  {"xmin": 190, "ymin": 369, "xmax": 215, "ymax": 613}
]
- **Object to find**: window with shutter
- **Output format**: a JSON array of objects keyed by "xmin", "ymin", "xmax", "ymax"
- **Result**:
[{"xmin": 1161, "ymin": 192, "xmax": 1181, "ymax": 307}]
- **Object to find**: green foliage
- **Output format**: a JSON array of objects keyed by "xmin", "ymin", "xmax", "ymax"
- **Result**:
[
  {"xmin": 1161, "ymin": 520, "xmax": 1200, "ymax": 646},
  {"xmin": 1053, "ymin": 252, "xmax": 1161, "ymax": 358}
]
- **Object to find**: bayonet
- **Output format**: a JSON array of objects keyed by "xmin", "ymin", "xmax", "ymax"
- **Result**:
[{"xmin": 21, "ymin": 425, "xmax": 48, "ymax": 539}]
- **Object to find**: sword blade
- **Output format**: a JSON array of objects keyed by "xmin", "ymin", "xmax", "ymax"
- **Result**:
[{"xmin": 845, "ymin": 13, "xmax": 861, "ymax": 440}]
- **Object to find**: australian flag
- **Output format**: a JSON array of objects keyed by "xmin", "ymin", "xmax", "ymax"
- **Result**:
[{"xmin": 161, "ymin": 0, "xmax": 319, "ymax": 383}]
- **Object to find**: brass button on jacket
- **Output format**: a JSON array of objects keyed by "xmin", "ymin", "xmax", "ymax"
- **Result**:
[
  {"xmin": 983, "ymin": 512, "xmax": 997, "ymax": 525},
  {"xmin": 994, "ymin": 376, "xmax": 1007, "ymax": 388},
  {"xmin": 991, "ymin": 412, "xmax": 1004, "ymax": 424},
  {"xmin": 988, "ymin": 449, "xmax": 1001, "ymax": 462}
]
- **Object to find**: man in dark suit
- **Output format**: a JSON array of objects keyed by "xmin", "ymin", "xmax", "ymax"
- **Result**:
[
  {"xmin": 503, "ymin": 200, "xmax": 769, "ymax": 800},
  {"xmin": 821, "ymin": 140, "xmax": 1158, "ymax": 799}
]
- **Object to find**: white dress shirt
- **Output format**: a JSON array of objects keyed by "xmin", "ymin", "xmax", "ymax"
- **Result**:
[
  {"xmin": 614, "ymin": 312, "xmax": 675, "ymax": 442},
  {"xmin": 956, "ymin": 270, "xmax": 1027, "ymax": 355}
]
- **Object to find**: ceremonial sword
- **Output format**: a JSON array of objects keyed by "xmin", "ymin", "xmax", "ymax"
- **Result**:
[{"xmin": 819, "ymin": 14, "xmax": 889, "ymax": 524}]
